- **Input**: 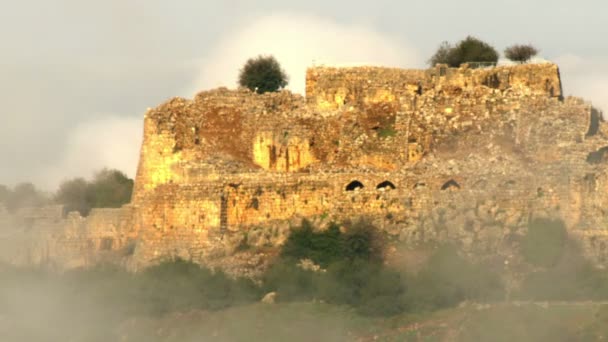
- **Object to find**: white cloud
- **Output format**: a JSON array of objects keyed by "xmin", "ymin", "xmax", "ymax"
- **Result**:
[
  {"xmin": 38, "ymin": 116, "xmax": 142, "ymax": 189},
  {"xmin": 188, "ymin": 13, "xmax": 421, "ymax": 95},
  {"xmin": 555, "ymin": 54, "xmax": 608, "ymax": 114}
]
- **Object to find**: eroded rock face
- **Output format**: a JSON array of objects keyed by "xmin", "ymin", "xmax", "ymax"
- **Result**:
[{"xmin": 3, "ymin": 63, "xmax": 608, "ymax": 272}]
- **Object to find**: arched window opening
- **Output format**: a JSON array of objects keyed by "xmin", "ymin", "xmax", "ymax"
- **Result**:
[
  {"xmin": 441, "ymin": 179, "xmax": 461, "ymax": 191},
  {"xmin": 346, "ymin": 181, "xmax": 364, "ymax": 191},
  {"xmin": 376, "ymin": 181, "xmax": 396, "ymax": 191},
  {"xmin": 586, "ymin": 108, "xmax": 601, "ymax": 137}
]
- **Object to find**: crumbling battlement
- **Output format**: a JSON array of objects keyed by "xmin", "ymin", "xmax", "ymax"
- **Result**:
[
  {"xmin": 5, "ymin": 63, "xmax": 608, "ymax": 273},
  {"xmin": 306, "ymin": 63, "xmax": 563, "ymax": 110}
]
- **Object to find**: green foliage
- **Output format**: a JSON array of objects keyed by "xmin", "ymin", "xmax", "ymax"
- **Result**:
[
  {"xmin": 519, "ymin": 260, "xmax": 608, "ymax": 301},
  {"xmin": 238, "ymin": 55, "xmax": 288, "ymax": 94},
  {"xmin": 280, "ymin": 220, "xmax": 343, "ymax": 267},
  {"xmin": 504, "ymin": 44, "xmax": 539, "ymax": 63},
  {"xmin": 134, "ymin": 259, "xmax": 260, "ymax": 314},
  {"xmin": 88, "ymin": 169, "xmax": 133, "ymax": 208},
  {"xmin": 54, "ymin": 177, "xmax": 89, "ymax": 215},
  {"xmin": 521, "ymin": 218, "xmax": 567, "ymax": 267},
  {"xmin": 341, "ymin": 220, "xmax": 386, "ymax": 264},
  {"xmin": 428, "ymin": 41, "xmax": 453, "ymax": 67},
  {"xmin": 55, "ymin": 168, "xmax": 134, "ymax": 216},
  {"xmin": 322, "ymin": 259, "xmax": 406, "ymax": 316},
  {"xmin": 403, "ymin": 245, "xmax": 504, "ymax": 312},
  {"xmin": 281, "ymin": 220, "xmax": 384, "ymax": 268},
  {"xmin": 429, "ymin": 36, "xmax": 499, "ymax": 68},
  {"xmin": 0, "ymin": 260, "xmax": 262, "ymax": 341},
  {"xmin": 269, "ymin": 219, "xmax": 404, "ymax": 316},
  {"xmin": 518, "ymin": 238, "xmax": 608, "ymax": 301},
  {"xmin": 262, "ymin": 260, "xmax": 321, "ymax": 302},
  {"xmin": 272, "ymin": 227, "xmax": 504, "ymax": 316}
]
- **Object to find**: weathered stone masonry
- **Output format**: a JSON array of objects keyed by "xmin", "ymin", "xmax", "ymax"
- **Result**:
[{"xmin": 3, "ymin": 62, "xmax": 608, "ymax": 271}]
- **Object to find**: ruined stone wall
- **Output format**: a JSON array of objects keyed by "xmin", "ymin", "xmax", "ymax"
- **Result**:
[
  {"xmin": 128, "ymin": 62, "xmax": 608, "ymax": 270},
  {"xmin": 306, "ymin": 63, "xmax": 562, "ymax": 111},
  {"xmin": 5, "ymin": 62, "xmax": 608, "ymax": 272},
  {"xmin": 0, "ymin": 205, "xmax": 135, "ymax": 269}
]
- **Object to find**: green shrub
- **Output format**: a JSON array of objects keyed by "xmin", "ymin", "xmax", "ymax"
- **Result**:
[
  {"xmin": 262, "ymin": 260, "xmax": 321, "ymax": 302},
  {"xmin": 269, "ymin": 220, "xmax": 404, "ymax": 316},
  {"xmin": 403, "ymin": 245, "xmax": 504, "ymax": 312},
  {"xmin": 137, "ymin": 258, "xmax": 260, "ymax": 314},
  {"xmin": 429, "ymin": 36, "xmax": 499, "ymax": 68},
  {"xmin": 521, "ymin": 218, "xmax": 567, "ymax": 268},
  {"xmin": 55, "ymin": 168, "xmax": 133, "ymax": 216},
  {"xmin": 518, "ymin": 240, "xmax": 608, "ymax": 301},
  {"xmin": 340, "ymin": 220, "xmax": 385, "ymax": 264},
  {"xmin": 504, "ymin": 44, "xmax": 538, "ymax": 63},
  {"xmin": 280, "ymin": 220, "xmax": 342, "ymax": 267}
]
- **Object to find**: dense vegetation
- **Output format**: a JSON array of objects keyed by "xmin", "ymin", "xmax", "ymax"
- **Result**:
[
  {"xmin": 3, "ymin": 217, "xmax": 608, "ymax": 340},
  {"xmin": 0, "ymin": 168, "xmax": 133, "ymax": 216},
  {"xmin": 263, "ymin": 219, "xmax": 504, "ymax": 316},
  {"xmin": 55, "ymin": 168, "xmax": 134, "ymax": 216},
  {"xmin": 429, "ymin": 36, "xmax": 499, "ymax": 67},
  {"xmin": 238, "ymin": 55, "xmax": 288, "ymax": 94},
  {"xmin": 504, "ymin": 44, "xmax": 539, "ymax": 63}
]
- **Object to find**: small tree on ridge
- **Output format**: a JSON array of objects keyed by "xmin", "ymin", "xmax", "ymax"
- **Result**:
[
  {"xmin": 238, "ymin": 55, "xmax": 288, "ymax": 94},
  {"xmin": 428, "ymin": 36, "xmax": 499, "ymax": 68},
  {"xmin": 504, "ymin": 44, "xmax": 539, "ymax": 63}
]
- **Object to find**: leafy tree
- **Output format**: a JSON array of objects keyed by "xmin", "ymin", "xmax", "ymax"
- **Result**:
[
  {"xmin": 88, "ymin": 169, "xmax": 133, "ymax": 209},
  {"xmin": 428, "ymin": 41, "xmax": 453, "ymax": 67},
  {"xmin": 55, "ymin": 178, "xmax": 91, "ymax": 215},
  {"xmin": 54, "ymin": 169, "xmax": 133, "ymax": 216},
  {"xmin": 238, "ymin": 55, "xmax": 288, "ymax": 94},
  {"xmin": 428, "ymin": 36, "xmax": 499, "ymax": 68},
  {"xmin": 504, "ymin": 44, "xmax": 539, "ymax": 63}
]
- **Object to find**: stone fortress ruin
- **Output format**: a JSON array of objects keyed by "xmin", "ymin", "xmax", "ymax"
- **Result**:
[{"xmin": 2, "ymin": 62, "xmax": 608, "ymax": 273}]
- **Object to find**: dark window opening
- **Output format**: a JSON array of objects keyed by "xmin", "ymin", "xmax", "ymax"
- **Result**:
[
  {"xmin": 586, "ymin": 108, "xmax": 602, "ymax": 137},
  {"xmin": 587, "ymin": 146, "xmax": 608, "ymax": 164},
  {"xmin": 346, "ymin": 181, "xmax": 364, "ymax": 191},
  {"xmin": 376, "ymin": 181, "xmax": 396, "ymax": 190},
  {"xmin": 248, "ymin": 197, "xmax": 260, "ymax": 210},
  {"xmin": 441, "ymin": 179, "xmax": 461, "ymax": 190},
  {"xmin": 220, "ymin": 195, "xmax": 228, "ymax": 234},
  {"xmin": 483, "ymin": 74, "xmax": 500, "ymax": 89},
  {"xmin": 100, "ymin": 238, "xmax": 114, "ymax": 251}
]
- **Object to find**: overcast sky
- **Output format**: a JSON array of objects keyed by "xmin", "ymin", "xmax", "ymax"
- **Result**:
[{"xmin": 1, "ymin": 0, "xmax": 606, "ymax": 189}]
